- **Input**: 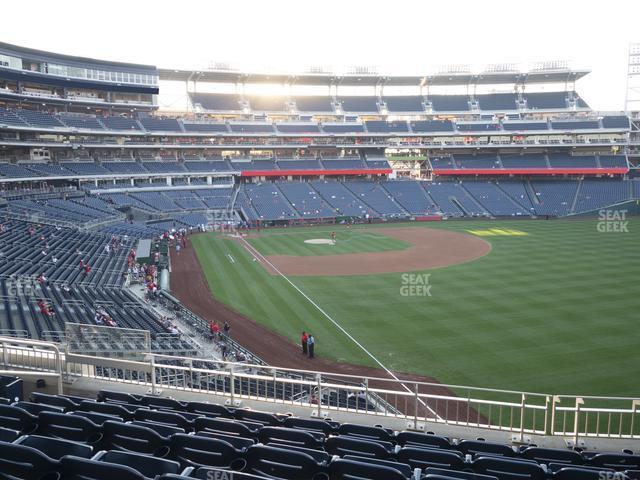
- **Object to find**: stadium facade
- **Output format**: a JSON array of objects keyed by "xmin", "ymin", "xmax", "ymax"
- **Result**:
[{"xmin": 0, "ymin": 43, "xmax": 639, "ymax": 471}]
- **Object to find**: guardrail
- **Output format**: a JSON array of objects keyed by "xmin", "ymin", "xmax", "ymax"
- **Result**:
[{"xmin": 1, "ymin": 336, "xmax": 637, "ymax": 442}]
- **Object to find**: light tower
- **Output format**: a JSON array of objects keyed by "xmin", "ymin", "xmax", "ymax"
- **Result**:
[{"xmin": 624, "ymin": 43, "xmax": 640, "ymax": 112}]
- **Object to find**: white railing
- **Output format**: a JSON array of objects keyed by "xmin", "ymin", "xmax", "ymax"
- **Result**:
[{"xmin": 1, "ymin": 336, "xmax": 638, "ymax": 443}]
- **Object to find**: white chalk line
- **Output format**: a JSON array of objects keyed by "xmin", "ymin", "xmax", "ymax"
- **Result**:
[
  {"xmin": 238, "ymin": 236, "xmax": 440, "ymax": 420},
  {"xmin": 226, "ymin": 254, "xmax": 235, "ymax": 264}
]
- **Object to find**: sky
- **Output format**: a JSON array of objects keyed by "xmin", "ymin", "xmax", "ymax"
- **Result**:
[{"xmin": 2, "ymin": 0, "xmax": 639, "ymax": 111}]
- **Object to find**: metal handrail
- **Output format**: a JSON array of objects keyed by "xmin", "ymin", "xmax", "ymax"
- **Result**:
[{"xmin": 1, "ymin": 335, "xmax": 638, "ymax": 440}]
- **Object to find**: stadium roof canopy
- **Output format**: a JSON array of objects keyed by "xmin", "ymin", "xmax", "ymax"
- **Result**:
[
  {"xmin": 159, "ymin": 68, "xmax": 590, "ymax": 86},
  {"xmin": 0, "ymin": 42, "xmax": 157, "ymax": 75}
]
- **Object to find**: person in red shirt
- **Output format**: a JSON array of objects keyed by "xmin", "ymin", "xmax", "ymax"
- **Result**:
[
  {"xmin": 210, "ymin": 321, "xmax": 220, "ymax": 340},
  {"xmin": 38, "ymin": 299, "xmax": 53, "ymax": 317},
  {"xmin": 83, "ymin": 264, "xmax": 91, "ymax": 276},
  {"xmin": 301, "ymin": 331, "xmax": 308, "ymax": 355}
]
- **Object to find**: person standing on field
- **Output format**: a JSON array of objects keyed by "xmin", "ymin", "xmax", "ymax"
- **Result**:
[
  {"xmin": 301, "ymin": 331, "xmax": 308, "ymax": 355},
  {"xmin": 307, "ymin": 334, "xmax": 315, "ymax": 359}
]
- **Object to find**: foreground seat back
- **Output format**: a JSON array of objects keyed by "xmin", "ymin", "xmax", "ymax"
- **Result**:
[
  {"xmin": 0, "ymin": 404, "xmax": 37, "ymax": 433},
  {"xmin": 325, "ymin": 435, "xmax": 391, "ymax": 459},
  {"xmin": 521, "ymin": 446, "xmax": 583, "ymax": 466},
  {"xmin": 554, "ymin": 466, "xmax": 625, "ymax": 480},
  {"xmin": 590, "ymin": 453, "xmax": 640, "ymax": 471},
  {"xmin": 97, "ymin": 390, "xmax": 141, "ymax": 405},
  {"xmin": 194, "ymin": 416, "xmax": 257, "ymax": 438},
  {"xmin": 186, "ymin": 402, "xmax": 234, "ymax": 419},
  {"xmin": 60, "ymin": 455, "xmax": 148, "ymax": 480},
  {"xmin": 37, "ymin": 411, "xmax": 102, "ymax": 444},
  {"xmin": 473, "ymin": 456, "xmax": 546, "ymax": 480},
  {"xmin": 246, "ymin": 444, "xmax": 326, "ymax": 479},
  {"xmin": 139, "ymin": 395, "xmax": 185, "ymax": 410},
  {"xmin": 458, "ymin": 440, "xmax": 516, "ymax": 458},
  {"xmin": 101, "ymin": 420, "xmax": 169, "ymax": 456},
  {"xmin": 396, "ymin": 431, "xmax": 451, "ymax": 449},
  {"xmin": 283, "ymin": 416, "xmax": 335, "ymax": 435},
  {"xmin": 95, "ymin": 450, "xmax": 181, "ymax": 478},
  {"xmin": 235, "ymin": 409, "xmax": 284, "ymax": 426},
  {"xmin": 17, "ymin": 434, "xmax": 93, "ymax": 460},
  {"xmin": 134, "ymin": 408, "xmax": 193, "ymax": 431},
  {"xmin": 0, "ymin": 441, "xmax": 58, "ymax": 480},
  {"xmin": 170, "ymin": 433, "xmax": 245, "ymax": 469},
  {"xmin": 78, "ymin": 400, "xmax": 132, "ymax": 420},
  {"xmin": 397, "ymin": 446, "xmax": 465, "ymax": 470},
  {"xmin": 191, "ymin": 467, "xmax": 277, "ymax": 479},
  {"xmin": 424, "ymin": 466, "xmax": 499, "ymax": 479},
  {"xmin": 329, "ymin": 458, "xmax": 406, "ymax": 480},
  {"xmin": 31, "ymin": 392, "xmax": 78, "ymax": 411},
  {"xmin": 258, "ymin": 426, "xmax": 324, "ymax": 449},
  {"xmin": 338, "ymin": 423, "xmax": 393, "ymax": 442}
]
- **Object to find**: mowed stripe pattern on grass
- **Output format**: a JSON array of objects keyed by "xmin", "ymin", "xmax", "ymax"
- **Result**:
[
  {"xmin": 247, "ymin": 230, "xmax": 410, "ymax": 256},
  {"xmin": 192, "ymin": 220, "xmax": 640, "ymax": 397}
]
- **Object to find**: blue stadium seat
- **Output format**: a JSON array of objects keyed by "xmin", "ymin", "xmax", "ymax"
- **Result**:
[
  {"xmin": 36, "ymin": 411, "xmax": 102, "ymax": 444},
  {"xmin": 245, "ymin": 444, "xmax": 328, "ymax": 479},
  {"xmin": 0, "ymin": 404, "xmax": 38, "ymax": 433},
  {"xmin": 338, "ymin": 423, "xmax": 394, "ymax": 442},
  {"xmin": 94, "ymin": 450, "xmax": 182, "ymax": 477},
  {"xmin": 458, "ymin": 439, "xmax": 517, "ymax": 458},
  {"xmin": 472, "ymin": 456, "xmax": 546, "ymax": 480},
  {"xmin": 186, "ymin": 402, "xmax": 234, "ymax": 419},
  {"xmin": 13, "ymin": 401, "xmax": 63, "ymax": 415},
  {"xmin": 396, "ymin": 431, "xmax": 452, "ymax": 449},
  {"xmin": 258, "ymin": 425, "xmax": 324, "ymax": 449},
  {"xmin": 283, "ymin": 416, "xmax": 336, "ymax": 435},
  {"xmin": 590, "ymin": 453, "xmax": 640, "ymax": 471},
  {"xmin": 31, "ymin": 392, "xmax": 80, "ymax": 411},
  {"xmin": 0, "ymin": 441, "xmax": 59, "ymax": 480},
  {"xmin": 329, "ymin": 457, "xmax": 408, "ymax": 480},
  {"xmin": 325, "ymin": 435, "xmax": 393, "ymax": 459},
  {"xmin": 134, "ymin": 408, "xmax": 194, "ymax": 432},
  {"xmin": 15, "ymin": 434, "xmax": 93, "ymax": 459},
  {"xmin": 101, "ymin": 420, "xmax": 170, "ymax": 456},
  {"xmin": 520, "ymin": 446, "xmax": 583, "ymax": 465},
  {"xmin": 60, "ymin": 455, "xmax": 149, "ymax": 480},
  {"xmin": 424, "ymin": 467, "xmax": 498, "ymax": 479},
  {"xmin": 78, "ymin": 399, "xmax": 133, "ymax": 420},
  {"xmin": 397, "ymin": 446, "xmax": 466, "ymax": 470},
  {"xmin": 195, "ymin": 416, "xmax": 259, "ymax": 438},
  {"xmin": 170, "ymin": 433, "xmax": 247, "ymax": 469}
]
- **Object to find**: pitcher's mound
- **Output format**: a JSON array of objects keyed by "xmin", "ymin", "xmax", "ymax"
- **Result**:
[{"xmin": 304, "ymin": 239, "xmax": 335, "ymax": 245}]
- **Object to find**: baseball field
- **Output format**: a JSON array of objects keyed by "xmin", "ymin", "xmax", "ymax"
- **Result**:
[{"xmin": 184, "ymin": 218, "xmax": 639, "ymax": 398}]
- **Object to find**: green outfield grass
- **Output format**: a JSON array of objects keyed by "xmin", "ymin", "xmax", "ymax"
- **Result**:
[
  {"xmin": 191, "ymin": 219, "xmax": 640, "ymax": 397},
  {"xmin": 247, "ymin": 229, "xmax": 410, "ymax": 256}
]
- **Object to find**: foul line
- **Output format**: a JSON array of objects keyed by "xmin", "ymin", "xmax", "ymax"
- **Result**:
[{"xmin": 239, "ymin": 236, "xmax": 440, "ymax": 420}]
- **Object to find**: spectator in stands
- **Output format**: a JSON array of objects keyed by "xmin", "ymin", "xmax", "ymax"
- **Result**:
[
  {"xmin": 51, "ymin": 255, "xmax": 58, "ymax": 264},
  {"xmin": 223, "ymin": 321, "xmax": 230, "ymax": 338},
  {"xmin": 82, "ymin": 263, "xmax": 91, "ymax": 277},
  {"xmin": 210, "ymin": 321, "xmax": 220, "ymax": 340},
  {"xmin": 301, "ymin": 331, "xmax": 308, "ymax": 355},
  {"xmin": 37, "ymin": 272, "xmax": 47, "ymax": 287},
  {"xmin": 307, "ymin": 334, "xmax": 315, "ymax": 359},
  {"xmin": 62, "ymin": 283, "xmax": 72, "ymax": 297},
  {"xmin": 38, "ymin": 299, "xmax": 53, "ymax": 317}
]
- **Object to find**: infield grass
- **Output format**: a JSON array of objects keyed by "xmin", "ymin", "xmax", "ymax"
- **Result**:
[
  {"xmin": 191, "ymin": 219, "xmax": 640, "ymax": 398},
  {"xmin": 247, "ymin": 229, "xmax": 410, "ymax": 256}
]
